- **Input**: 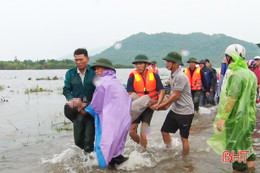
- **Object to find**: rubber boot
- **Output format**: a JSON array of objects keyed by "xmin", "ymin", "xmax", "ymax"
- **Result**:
[{"xmin": 109, "ymin": 155, "xmax": 129, "ymax": 166}]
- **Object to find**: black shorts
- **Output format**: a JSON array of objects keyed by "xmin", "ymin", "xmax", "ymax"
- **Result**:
[
  {"xmin": 161, "ymin": 110, "xmax": 194, "ymax": 138},
  {"xmin": 132, "ymin": 108, "xmax": 154, "ymax": 125}
]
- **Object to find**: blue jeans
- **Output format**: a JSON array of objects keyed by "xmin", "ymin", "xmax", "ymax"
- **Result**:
[{"xmin": 200, "ymin": 91, "xmax": 216, "ymax": 106}]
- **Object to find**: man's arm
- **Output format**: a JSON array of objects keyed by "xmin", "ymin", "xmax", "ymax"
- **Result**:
[
  {"xmin": 209, "ymin": 68, "xmax": 217, "ymax": 91},
  {"xmin": 150, "ymin": 89, "xmax": 165, "ymax": 108},
  {"xmin": 217, "ymin": 96, "xmax": 237, "ymax": 131},
  {"xmin": 157, "ymin": 89, "xmax": 165, "ymax": 105},
  {"xmin": 63, "ymin": 70, "xmax": 73, "ymax": 101},
  {"xmin": 217, "ymin": 74, "xmax": 241, "ymax": 131},
  {"xmin": 152, "ymin": 90, "xmax": 181, "ymax": 110},
  {"xmin": 201, "ymin": 70, "xmax": 210, "ymax": 93},
  {"xmin": 153, "ymin": 73, "xmax": 165, "ymax": 105},
  {"xmin": 126, "ymin": 76, "xmax": 135, "ymax": 95}
]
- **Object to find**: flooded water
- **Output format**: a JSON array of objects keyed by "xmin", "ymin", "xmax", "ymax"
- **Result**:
[{"xmin": 0, "ymin": 69, "xmax": 259, "ymax": 173}]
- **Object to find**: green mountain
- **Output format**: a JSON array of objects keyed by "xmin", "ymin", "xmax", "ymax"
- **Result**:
[{"xmin": 91, "ymin": 32, "xmax": 260, "ymax": 67}]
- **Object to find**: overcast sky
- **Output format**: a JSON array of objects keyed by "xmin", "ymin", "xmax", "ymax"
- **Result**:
[{"xmin": 0, "ymin": 0, "xmax": 259, "ymax": 61}]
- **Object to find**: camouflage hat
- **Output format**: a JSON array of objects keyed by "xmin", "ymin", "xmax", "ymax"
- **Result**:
[
  {"xmin": 151, "ymin": 60, "xmax": 157, "ymax": 64},
  {"xmin": 163, "ymin": 52, "xmax": 184, "ymax": 65},
  {"xmin": 91, "ymin": 58, "xmax": 115, "ymax": 71},
  {"xmin": 132, "ymin": 54, "xmax": 151, "ymax": 64},
  {"xmin": 187, "ymin": 57, "xmax": 198, "ymax": 63}
]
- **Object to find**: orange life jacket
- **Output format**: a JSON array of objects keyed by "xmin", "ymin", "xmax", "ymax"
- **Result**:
[
  {"xmin": 149, "ymin": 65, "xmax": 158, "ymax": 74},
  {"xmin": 129, "ymin": 69, "xmax": 158, "ymax": 100},
  {"xmin": 218, "ymin": 69, "xmax": 221, "ymax": 80},
  {"xmin": 184, "ymin": 67, "xmax": 202, "ymax": 90}
]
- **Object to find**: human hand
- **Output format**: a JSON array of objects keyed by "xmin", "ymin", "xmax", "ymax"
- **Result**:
[
  {"xmin": 67, "ymin": 98, "xmax": 82, "ymax": 108},
  {"xmin": 147, "ymin": 100, "xmax": 157, "ymax": 108},
  {"xmin": 151, "ymin": 103, "xmax": 160, "ymax": 110},
  {"xmin": 73, "ymin": 98, "xmax": 83, "ymax": 108},
  {"xmin": 206, "ymin": 92, "xmax": 210, "ymax": 97},
  {"xmin": 152, "ymin": 103, "xmax": 169, "ymax": 110},
  {"xmin": 79, "ymin": 109, "xmax": 87, "ymax": 116},
  {"xmin": 76, "ymin": 102, "xmax": 87, "ymax": 112},
  {"xmin": 210, "ymin": 88, "xmax": 214, "ymax": 92},
  {"xmin": 217, "ymin": 118, "xmax": 226, "ymax": 132},
  {"xmin": 67, "ymin": 100, "xmax": 74, "ymax": 108}
]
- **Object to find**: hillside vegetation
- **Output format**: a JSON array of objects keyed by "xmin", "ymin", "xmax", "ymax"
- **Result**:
[{"xmin": 91, "ymin": 32, "xmax": 260, "ymax": 67}]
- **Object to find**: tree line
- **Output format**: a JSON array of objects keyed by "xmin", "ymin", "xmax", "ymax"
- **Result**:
[{"xmin": 0, "ymin": 59, "xmax": 134, "ymax": 70}]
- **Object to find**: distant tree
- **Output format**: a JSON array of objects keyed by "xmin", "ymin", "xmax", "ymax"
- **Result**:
[
  {"xmin": 38, "ymin": 59, "xmax": 46, "ymax": 65},
  {"xmin": 0, "ymin": 59, "xmax": 76, "ymax": 70},
  {"xmin": 14, "ymin": 56, "xmax": 18, "ymax": 62}
]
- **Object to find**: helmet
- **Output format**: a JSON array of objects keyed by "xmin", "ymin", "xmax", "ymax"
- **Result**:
[
  {"xmin": 224, "ymin": 44, "xmax": 246, "ymax": 58},
  {"xmin": 254, "ymin": 56, "xmax": 260, "ymax": 60},
  {"xmin": 163, "ymin": 52, "xmax": 184, "ymax": 65},
  {"xmin": 92, "ymin": 58, "xmax": 115, "ymax": 71},
  {"xmin": 132, "ymin": 54, "xmax": 151, "ymax": 64},
  {"xmin": 248, "ymin": 59, "xmax": 257, "ymax": 68}
]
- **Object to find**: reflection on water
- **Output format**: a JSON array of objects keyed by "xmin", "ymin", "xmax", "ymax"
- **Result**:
[{"xmin": 0, "ymin": 69, "xmax": 259, "ymax": 173}]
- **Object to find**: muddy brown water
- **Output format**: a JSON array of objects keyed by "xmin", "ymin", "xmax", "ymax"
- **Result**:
[{"xmin": 0, "ymin": 69, "xmax": 259, "ymax": 173}]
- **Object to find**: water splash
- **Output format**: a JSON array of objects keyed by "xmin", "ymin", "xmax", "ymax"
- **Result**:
[
  {"xmin": 41, "ymin": 147, "xmax": 99, "ymax": 172},
  {"xmin": 117, "ymin": 150, "xmax": 156, "ymax": 171}
]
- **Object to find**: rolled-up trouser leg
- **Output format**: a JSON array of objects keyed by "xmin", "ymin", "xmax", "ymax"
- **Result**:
[
  {"xmin": 83, "ymin": 114, "xmax": 95, "ymax": 153},
  {"xmin": 193, "ymin": 90, "xmax": 202, "ymax": 111},
  {"xmin": 199, "ymin": 91, "xmax": 206, "ymax": 106}
]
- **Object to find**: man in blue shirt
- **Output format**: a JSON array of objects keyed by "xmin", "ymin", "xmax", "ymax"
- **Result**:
[{"xmin": 199, "ymin": 59, "xmax": 216, "ymax": 106}]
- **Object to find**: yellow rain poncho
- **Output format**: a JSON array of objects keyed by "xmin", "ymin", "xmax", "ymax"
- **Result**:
[{"xmin": 207, "ymin": 54, "xmax": 257, "ymax": 159}]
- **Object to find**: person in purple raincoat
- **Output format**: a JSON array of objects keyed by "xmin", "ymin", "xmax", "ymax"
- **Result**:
[{"xmin": 83, "ymin": 58, "xmax": 131, "ymax": 167}]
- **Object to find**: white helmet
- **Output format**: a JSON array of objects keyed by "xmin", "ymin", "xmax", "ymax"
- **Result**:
[
  {"xmin": 224, "ymin": 44, "xmax": 246, "ymax": 59},
  {"xmin": 254, "ymin": 56, "xmax": 260, "ymax": 60}
]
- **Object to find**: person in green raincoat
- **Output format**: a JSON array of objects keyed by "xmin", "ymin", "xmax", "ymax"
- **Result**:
[{"xmin": 207, "ymin": 44, "xmax": 257, "ymax": 172}]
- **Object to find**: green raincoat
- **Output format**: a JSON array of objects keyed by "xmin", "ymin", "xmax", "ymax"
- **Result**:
[{"xmin": 207, "ymin": 54, "xmax": 257, "ymax": 159}]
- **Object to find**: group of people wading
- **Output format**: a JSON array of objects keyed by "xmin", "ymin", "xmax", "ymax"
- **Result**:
[{"xmin": 63, "ymin": 43, "xmax": 258, "ymax": 172}]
